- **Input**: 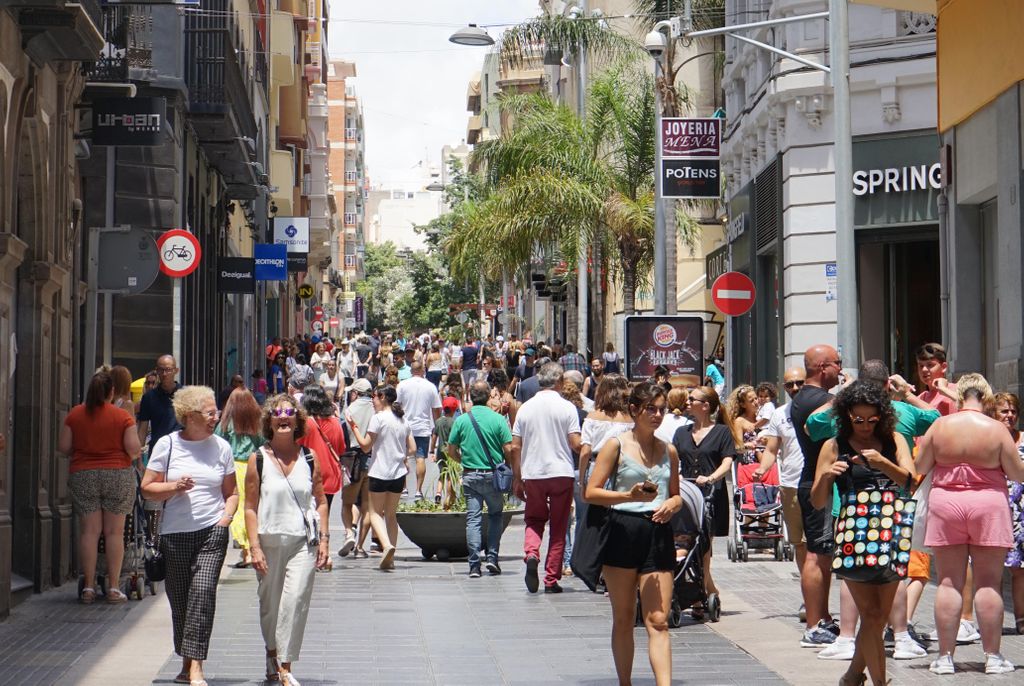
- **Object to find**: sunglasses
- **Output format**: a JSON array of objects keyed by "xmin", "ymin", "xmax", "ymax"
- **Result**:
[
  {"xmin": 784, "ymin": 380, "xmax": 804, "ymax": 389},
  {"xmin": 272, "ymin": 407, "xmax": 297, "ymax": 417},
  {"xmin": 918, "ymin": 342, "xmax": 946, "ymax": 356},
  {"xmin": 643, "ymin": 405, "xmax": 667, "ymax": 416},
  {"xmin": 849, "ymin": 415, "xmax": 880, "ymax": 424}
]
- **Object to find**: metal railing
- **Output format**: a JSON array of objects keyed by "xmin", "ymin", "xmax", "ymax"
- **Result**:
[{"xmin": 85, "ymin": 2, "xmax": 153, "ymax": 82}]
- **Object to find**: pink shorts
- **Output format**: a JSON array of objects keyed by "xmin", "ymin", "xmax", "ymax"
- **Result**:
[{"xmin": 925, "ymin": 486, "xmax": 1013, "ymax": 548}]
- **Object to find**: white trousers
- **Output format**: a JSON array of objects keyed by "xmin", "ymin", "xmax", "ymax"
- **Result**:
[{"xmin": 257, "ymin": 534, "xmax": 316, "ymax": 663}]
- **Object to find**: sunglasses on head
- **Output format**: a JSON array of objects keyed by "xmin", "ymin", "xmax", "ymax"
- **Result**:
[{"xmin": 272, "ymin": 407, "xmax": 296, "ymax": 417}]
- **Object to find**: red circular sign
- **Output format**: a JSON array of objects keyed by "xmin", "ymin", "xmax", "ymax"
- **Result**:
[
  {"xmin": 156, "ymin": 229, "xmax": 202, "ymax": 278},
  {"xmin": 711, "ymin": 271, "xmax": 755, "ymax": 316},
  {"xmin": 310, "ymin": 319, "xmax": 324, "ymax": 334},
  {"xmin": 312, "ymin": 306, "xmax": 325, "ymax": 320},
  {"xmin": 329, "ymin": 317, "xmax": 340, "ymax": 327}
]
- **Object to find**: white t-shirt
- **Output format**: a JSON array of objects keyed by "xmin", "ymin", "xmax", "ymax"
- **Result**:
[
  {"xmin": 396, "ymin": 375, "xmax": 441, "ymax": 437},
  {"xmin": 654, "ymin": 413, "xmax": 693, "ymax": 445},
  {"xmin": 366, "ymin": 410, "xmax": 411, "ymax": 480},
  {"xmin": 762, "ymin": 403, "xmax": 804, "ymax": 488},
  {"xmin": 581, "ymin": 418, "xmax": 633, "ymax": 453},
  {"xmin": 148, "ymin": 432, "xmax": 234, "ymax": 534},
  {"xmin": 319, "ymin": 371, "xmax": 342, "ymax": 400},
  {"xmin": 512, "ymin": 390, "xmax": 582, "ymax": 479},
  {"xmin": 756, "ymin": 401, "xmax": 776, "ymax": 424}
]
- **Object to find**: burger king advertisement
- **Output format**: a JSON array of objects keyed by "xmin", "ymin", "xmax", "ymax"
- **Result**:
[{"xmin": 624, "ymin": 316, "xmax": 704, "ymax": 385}]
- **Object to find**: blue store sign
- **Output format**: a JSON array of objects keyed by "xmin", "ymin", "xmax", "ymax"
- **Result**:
[{"xmin": 254, "ymin": 244, "xmax": 287, "ymax": 281}]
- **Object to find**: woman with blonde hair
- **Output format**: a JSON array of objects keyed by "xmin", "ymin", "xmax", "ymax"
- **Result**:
[
  {"xmin": 726, "ymin": 384, "xmax": 760, "ymax": 465},
  {"xmin": 654, "ymin": 387, "xmax": 692, "ymax": 445},
  {"xmin": 216, "ymin": 388, "xmax": 265, "ymax": 568},
  {"xmin": 672, "ymin": 386, "xmax": 740, "ymax": 606}
]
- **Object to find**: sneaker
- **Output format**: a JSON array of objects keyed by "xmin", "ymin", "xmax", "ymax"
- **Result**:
[
  {"xmin": 524, "ymin": 556, "xmax": 540, "ymax": 593},
  {"xmin": 801, "ymin": 626, "xmax": 838, "ymax": 648},
  {"xmin": 908, "ymin": 622, "xmax": 931, "ymax": 645},
  {"xmin": 893, "ymin": 637, "xmax": 928, "ymax": 660},
  {"xmin": 544, "ymin": 582, "xmax": 563, "ymax": 594},
  {"xmin": 485, "ymin": 560, "xmax": 502, "ymax": 575},
  {"xmin": 338, "ymin": 537, "xmax": 356, "ymax": 558},
  {"xmin": 820, "ymin": 618, "xmax": 841, "ymax": 636},
  {"xmin": 985, "ymin": 653, "xmax": 1015, "ymax": 674},
  {"xmin": 817, "ymin": 637, "xmax": 855, "ymax": 660},
  {"xmin": 415, "ymin": 491, "xmax": 423, "ymax": 500},
  {"xmin": 401, "ymin": 488, "xmax": 408, "ymax": 496},
  {"xmin": 468, "ymin": 565, "xmax": 481, "ymax": 578},
  {"xmin": 883, "ymin": 626, "xmax": 895, "ymax": 648},
  {"xmin": 956, "ymin": 619, "xmax": 980, "ymax": 644},
  {"xmin": 929, "ymin": 654, "xmax": 955, "ymax": 675}
]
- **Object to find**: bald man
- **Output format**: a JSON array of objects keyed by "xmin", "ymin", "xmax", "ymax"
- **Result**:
[
  {"xmin": 790, "ymin": 345, "xmax": 843, "ymax": 647},
  {"xmin": 754, "ymin": 367, "xmax": 808, "ymax": 577},
  {"xmin": 137, "ymin": 354, "xmax": 182, "ymax": 454}
]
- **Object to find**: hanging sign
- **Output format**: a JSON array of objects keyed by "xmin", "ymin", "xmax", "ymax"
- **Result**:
[
  {"xmin": 660, "ymin": 117, "xmax": 722, "ymax": 200},
  {"xmin": 297, "ymin": 283, "xmax": 315, "ymax": 299},
  {"xmin": 254, "ymin": 244, "xmax": 287, "ymax": 281},
  {"xmin": 273, "ymin": 217, "xmax": 310, "ymax": 253},
  {"xmin": 156, "ymin": 229, "xmax": 201, "ymax": 278},
  {"xmin": 217, "ymin": 256, "xmax": 256, "ymax": 293},
  {"xmin": 93, "ymin": 97, "xmax": 166, "ymax": 146}
]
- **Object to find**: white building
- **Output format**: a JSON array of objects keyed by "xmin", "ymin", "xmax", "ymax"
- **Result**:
[
  {"xmin": 368, "ymin": 188, "xmax": 444, "ymax": 251},
  {"xmin": 720, "ymin": 1, "xmax": 937, "ymax": 383}
]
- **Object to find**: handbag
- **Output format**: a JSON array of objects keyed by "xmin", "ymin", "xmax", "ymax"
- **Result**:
[
  {"xmin": 467, "ymin": 410, "xmax": 513, "ymax": 494},
  {"xmin": 832, "ymin": 481, "xmax": 917, "ymax": 583},
  {"xmin": 570, "ymin": 441, "xmax": 621, "ymax": 592},
  {"xmin": 144, "ymin": 435, "xmax": 173, "ymax": 582}
]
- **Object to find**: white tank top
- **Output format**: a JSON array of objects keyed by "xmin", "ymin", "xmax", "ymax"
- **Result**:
[{"xmin": 258, "ymin": 447, "xmax": 312, "ymax": 537}]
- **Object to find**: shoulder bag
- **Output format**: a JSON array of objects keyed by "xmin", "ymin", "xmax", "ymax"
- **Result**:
[
  {"xmin": 467, "ymin": 410, "xmax": 513, "ymax": 493},
  {"xmin": 259, "ymin": 447, "xmax": 321, "ymax": 547},
  {"xmin": 144, "ymin": 434, "xmax": 172, "ymax": 582},
  {"xmin": 570, "ymin": 439, "xmax": 621, "ymax": 592}
]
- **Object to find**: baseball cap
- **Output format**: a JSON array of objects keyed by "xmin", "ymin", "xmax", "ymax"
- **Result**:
[
  {"xmin": 346, "ymin": 378, "xmax": 373, "ymax": 394},
  {"xmin": 525, "ymin": 347, "xmax": 537, "ymax": 356},
  {"xmin": 496, "ymin": 335, "xmax": 504, "ymax": 342},
  {"xmin": 442, "ymin": 396, "xmax": 460, "ymax": 412}
]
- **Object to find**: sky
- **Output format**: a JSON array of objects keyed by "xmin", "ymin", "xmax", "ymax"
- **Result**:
[{"xmin": 327, "ymin": 0, "xmax": 540, "ymax": 189}]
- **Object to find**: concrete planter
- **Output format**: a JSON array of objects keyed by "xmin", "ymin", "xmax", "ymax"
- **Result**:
[{"xmin": 396, "ymin": 509, "xmax": 521, "ymax": 561}]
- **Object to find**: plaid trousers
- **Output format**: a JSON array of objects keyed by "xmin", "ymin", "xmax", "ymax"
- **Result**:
[{"xmin": 161, "ymin": 524, "xmax": 229, "ymax": 660}]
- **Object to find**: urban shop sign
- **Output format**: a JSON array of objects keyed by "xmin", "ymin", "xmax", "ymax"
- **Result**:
[
  {"xmin": 273, "ymin": 217, "xmax": 310, "ymax": 253},
  {"xmin": 93, "ymin": 97, "xmax": 166, "ymax": 146},
  {"xmin": 852, "ymin": 134, "xmax": 941, "ymax": 228},
  {"xmin": 254, "ymin": 244, "xmax": 287, "ymax": 281},
  {"xmin": 217, "ymin": 257, "xmax": 256, "ymax": 293}
]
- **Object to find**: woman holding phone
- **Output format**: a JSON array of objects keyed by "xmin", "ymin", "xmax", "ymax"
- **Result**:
[{"xmin": 586, "ymin": 382, "xmax": 682, "ymax": 686}]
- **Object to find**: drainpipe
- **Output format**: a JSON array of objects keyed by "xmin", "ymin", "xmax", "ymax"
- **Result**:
[{"xmin": 937, "ymin": 188, "xmax": 950, "ymax": 359}]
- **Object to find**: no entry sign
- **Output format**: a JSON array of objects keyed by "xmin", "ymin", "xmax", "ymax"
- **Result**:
[
  {"xmin": 711, "ymin": 271, "xmax": 755, "ymax": 316},
  {"xmin": 312, "ymin": 305, "xmax": 325, "ymax": 320}
]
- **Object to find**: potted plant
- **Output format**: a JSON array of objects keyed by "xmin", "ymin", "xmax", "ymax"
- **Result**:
[{"xmin": 397, "ymin": 456, "xmax": 521, "ymax": 561}]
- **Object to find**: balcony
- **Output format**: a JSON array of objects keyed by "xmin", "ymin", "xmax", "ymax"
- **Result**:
[
  {"xmin": 467, "ymin": 114, "xmax": 483, "ymax": 145},
  {"xmin": 467, "ymin": 78, "xmax": 481, "ymax": 114},
  {"xmin": 184, "ymin": 0, "xmax": 259, "ymax": 198},
  {"xmin": 271, "ymin": 10, "xmax": 296, "ymax": 87},
  {"xmin": 84, "ymin": 3, "xmax": 153, "ymax": 83},
  {"xmin": 3, "ymin": 0, "xmax": 104, "ymax": 63},
  {"xmin": 304, "ymin": 39, "xmax": 321, "ymax": 80}
]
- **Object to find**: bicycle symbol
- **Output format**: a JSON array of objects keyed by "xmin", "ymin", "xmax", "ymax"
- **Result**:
[{"xmin": 163, "ymin": 243, "xmax": 193, "ymax": 263}]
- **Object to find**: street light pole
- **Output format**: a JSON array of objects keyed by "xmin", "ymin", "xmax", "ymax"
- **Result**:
[
  {"xmin": 575, "ymin": 1, "xmax": 589, "ymax": 356},
  {"xmin": 830, "ymin": 0, "xmax": 857, "ymax": 368},
  {"xmin": 653, "ymin": 57, "xmax": 667, "ymax": 316}
]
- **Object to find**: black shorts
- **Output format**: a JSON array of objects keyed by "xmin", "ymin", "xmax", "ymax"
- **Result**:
[
  {"xmin": 797, "ymin": 485, "xmax": 835, "ymax": 555},
  {"xmin": 601, "ymin": 509, "xmax": 676, "ymax": 573},
  {"xmin": 368, "ymin": 475, "xmax": 406, "ymax": 494}
]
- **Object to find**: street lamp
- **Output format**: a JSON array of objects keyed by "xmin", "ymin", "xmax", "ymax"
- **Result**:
[
  {"xmin": 645, "ymin": 23, "xmax": 670, "ymax": 316},
  {"xmin": 449, "ymin": 24, "xmax": 494, "ymax": 46}
]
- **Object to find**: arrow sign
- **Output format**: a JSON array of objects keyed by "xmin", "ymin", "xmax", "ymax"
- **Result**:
[{"xmin": 711, "ymin": 271, "xmax": 755, "ymax": 317}]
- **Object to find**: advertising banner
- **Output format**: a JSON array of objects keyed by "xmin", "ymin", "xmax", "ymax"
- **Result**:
[
  {"xmin": 354, "ymin": 295, "xmax": 365, "ymax": 327},
  {"xmin": 253, "ymin": 244, "xmax": 287, "ymax": 281},
  {"xmin": 217, "ymin": 256, "xmax": 255, "ymax": 293},
  {"xmin": 661, "ymin": 117, "xmax": 721, "ymax": 157},
  {"xmin": 624, "ymin": 316, "xmax": 704, "ymax": 385},
  {"xmin": 660, "ymin": 116, "xmax": 722, "ymax": 200},
  {"xmin": 93, "ymin": 97, "xmax": 166, "ymax": 146},
  {"xmin": 287, "ymin": 253, "xmax": 308, "ymax": 273},
  {"xmin": 273, "ymin": 217, "xmax": 310, "ymax": 253},
  {"xmin": 661, "ymin": 158, "xmax": 720, "ymax": 199}
]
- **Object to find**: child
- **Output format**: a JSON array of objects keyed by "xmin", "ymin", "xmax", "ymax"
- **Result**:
[{"xmin": 431, "ymin": 396, "xmax": 460, "ymax": 505}]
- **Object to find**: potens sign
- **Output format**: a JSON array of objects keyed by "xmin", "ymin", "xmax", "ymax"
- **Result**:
[
  {"xmin": 660, "ymin": 117, "xmax": 721, "ymax": 200},
  {"xmin": 662, "ymin": 159, "xmax": 720, "ymax": 198}
]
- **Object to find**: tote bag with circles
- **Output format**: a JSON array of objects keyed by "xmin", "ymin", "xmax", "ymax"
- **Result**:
[{"xmin": 831, "ymin": 487, "xmax": 917, "ymax": 584}]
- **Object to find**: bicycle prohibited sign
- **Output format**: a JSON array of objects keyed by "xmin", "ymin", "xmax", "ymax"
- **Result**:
[{"xmin": 157, "ymin": 229, "xmax": 202, "ymax": 278}]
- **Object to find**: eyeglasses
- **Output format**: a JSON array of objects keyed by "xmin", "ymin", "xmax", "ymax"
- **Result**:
[
  {"xmin": 784, "ymin": 380, "xmax": 804, "ymax": 389},
  {"xmin": 689, "ymin": 396, "xmax": 707, "ymax": 404},
  {"xmin": 849, "ymin": 415, "xmax": 880, "ymax": 424},
  {"xmin": 157, "ymin": 366, "xmax": 176, "ymax": 374},
  {"xmin": 272, "ymin": 407, "xmax": 296, "ymax": 417},
  {"xmin": 643, "ymin": 405, "xmax": 667, "ymax": 416},
  {"xmin": 196, "ymin": 410, "xmax": 219, "ymax": 419}
]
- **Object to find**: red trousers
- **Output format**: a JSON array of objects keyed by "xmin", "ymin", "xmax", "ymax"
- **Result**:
[{"xmin": 523, "ymin": 476, "xmax": 574, "ymax": 587}]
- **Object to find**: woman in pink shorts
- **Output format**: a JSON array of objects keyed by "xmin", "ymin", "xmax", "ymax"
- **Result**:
[{"xmin": 916, "ymin": 374, "xmax": 1024, "ymax": 675}]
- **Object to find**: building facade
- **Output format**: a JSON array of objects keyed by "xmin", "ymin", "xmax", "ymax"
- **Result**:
[{"xmin": 720, "ymin": 0, "xmax": 938, "ymax": 385}]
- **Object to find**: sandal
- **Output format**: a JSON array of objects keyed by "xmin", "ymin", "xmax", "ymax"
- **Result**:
[
  {"xmin": 106, "ymin": 588, "xmax": 128, "ymax": 604},
  {"xmin": 837, "ymin": 673, "xmax": 866, "ymax": 686},
  {"xmin": 80, "ymin": 587, "xmax": 96, "ymax": 604},
  {"xmin": 265, "ymin": 655, "xmax": 280, "ymax": 681},
  {"xmin": 1016, "ymin": 617, "xmax": 1024, "ymax": 635},
  {"xmin": 172, "ymin": 675, "xmax": 189, "ymax": 685}
]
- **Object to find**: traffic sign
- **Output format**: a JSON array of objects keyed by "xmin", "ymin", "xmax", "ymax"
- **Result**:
[
  {"xmin": 312, "ymin": 306, "xmax": 325, "ymax": 320},
  {"xmin": 297, "ymin": 283, "xmax": 314, "ymax": 299},
  {"xmin": 310, "ymin": 319, "xmax": 324, "ymax": 334},
  {"xmin": 456, "ymin": 312, "xmax": 469, "ymax": 324},
  {"xmin": 329, "ymin": 317, "xmax": 340, "ymax": 328},
  {"xmin": 156, "ymin": 229, "xmax": 201, "ymax": 278},
  {"xmin": 711, "ymin": 271, "xmax": 755, "ymax": 317}
]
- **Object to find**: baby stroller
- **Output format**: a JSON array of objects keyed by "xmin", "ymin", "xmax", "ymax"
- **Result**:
[
  {"xmin": 77, "ymin": 470, "xmax": 156, "ymax": 600},
  {"xmin": 727, "ymin": 461, "xmax": 791, "ymax": 562},
  {"xmin": 635, "ymin": 478, "xmax": 720, "ymax": 627}
]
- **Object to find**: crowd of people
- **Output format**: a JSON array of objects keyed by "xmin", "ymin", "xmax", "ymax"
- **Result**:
[{"xmin": 51, "ymin": 330, "xmax": 1024, "ymax": 686}]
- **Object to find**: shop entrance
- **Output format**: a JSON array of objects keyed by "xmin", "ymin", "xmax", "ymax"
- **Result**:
[{"xmin": 857, "ymin": 227, "xmax": 941, "ymax": 382}]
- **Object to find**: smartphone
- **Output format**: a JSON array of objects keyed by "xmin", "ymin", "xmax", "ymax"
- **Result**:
[{"xmin": 640, "ymin": 480, "xmax": 658, "ymax": 493}]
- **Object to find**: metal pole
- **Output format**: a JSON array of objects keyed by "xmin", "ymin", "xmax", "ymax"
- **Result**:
[
  {"xmin": 653, "ymin": 57, "xmax": 667, "ymax": 316},
  {"xmin": 575, "ymin": 0, "xmax": 588, "ymax": 356},
  {"xmin": 83, "ymin": 227, "xmax": 99, "ymax": 389},
  {"xmin": 102, "ymin": 146, "xmax": 115, "ymax": 367},
  {"xmin": 830, "ymin": 0, "xmax": 857, "ymax": 367},
  {"xmin": 685, "ymin": 10, "xmax": 830, "ymax": 39}
]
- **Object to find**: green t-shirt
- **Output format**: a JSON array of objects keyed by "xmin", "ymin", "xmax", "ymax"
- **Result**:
[
  {"xmin": 215, "ymin": 424, "xmax": 266, "ymax": 463},
  {"xmin": 433, "ymin": 414, "xmax": 455, "ymax": 458},
  {"xmin": 448, "ymin": 406, "xmax": 512, "ymax": 470},
  {"xmin": 806, "ymin": 400, "xmax": 940, "ymax": 449}
]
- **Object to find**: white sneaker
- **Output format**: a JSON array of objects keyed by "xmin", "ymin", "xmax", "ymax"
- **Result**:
[
  {"xmin": 893, "ymin": 637, "xmax": 928, "ymax": 659},
  {"xmin": 956, "ymin": 619, "xmax": 980, "ymax": 644},
  {"xmin": 985, "ymin": 653, "xmax": 1015, "ymax": 674},
  {"xmin": 817, "ymin": 637, "xmax": 855, "ymax": 660},
  {"xmin": 929, "ymin": 654, "xmax": 955, "ymax": 675}
]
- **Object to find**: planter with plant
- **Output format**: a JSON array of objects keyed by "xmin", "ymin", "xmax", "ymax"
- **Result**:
[{"xmin": 397, "ymin": 454, "xmax": 522, "ymax": 561}]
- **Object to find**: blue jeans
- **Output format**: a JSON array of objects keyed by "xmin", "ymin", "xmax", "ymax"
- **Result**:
[
  {"xmin": 463, "ymin": 471, "xmax": 505, "ymax": 569},
  {"xmin": 564, "ymin": 469, "xmax": 584, "ymax": 568}
]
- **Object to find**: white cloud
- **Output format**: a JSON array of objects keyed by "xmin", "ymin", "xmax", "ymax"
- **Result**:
[{"xmin": 328, "ymin": 0, "xmax": 539, "ymax": 189}]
